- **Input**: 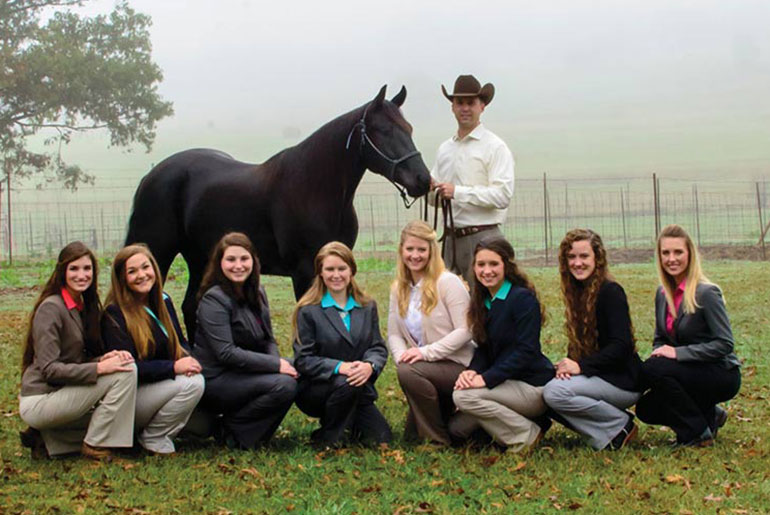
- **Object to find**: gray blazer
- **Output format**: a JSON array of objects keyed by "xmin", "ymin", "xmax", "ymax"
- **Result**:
[
  {"xmin": 21, "ymin": 294, "xmax": 98, "ymax": 396},
  {"xmin": 293, "ymin": 301, "xmax": 388, "ymax": 381},
  {"xmin": 653, "ymin": 282, "xmax": 740, "ymax": 369},
  {"xmin": 193, "ymin": 286, "xmax": 281, "ymax": 380}
]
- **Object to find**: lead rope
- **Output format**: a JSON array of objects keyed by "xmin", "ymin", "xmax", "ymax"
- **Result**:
[{"xmin": 426, "ymin": 191, "xmax": 457, "ymax": 270}]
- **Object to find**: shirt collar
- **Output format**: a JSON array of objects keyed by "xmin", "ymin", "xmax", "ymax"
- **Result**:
[
  {"xmin": 675, "ymin": 279, "xmax": 686, "ymax": 294},
  {"xmin": 483, "ymin": 279, "xmax": 512, "ymax": 309},
  {"xmin": 453, "ymin": 123, "xmax": 485, "ymax": 142},
  {"xmin": 61, "ymin": 287, "xmax": 84, "ymax": 312},
  {"xmin": 321, "ymin": 291, "xmax": 361, "ymax": 311}
]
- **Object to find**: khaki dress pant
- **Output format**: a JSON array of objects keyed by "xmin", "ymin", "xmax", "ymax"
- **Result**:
[
  {"xmin": 442, "ymin": 226, "xmax": 504, "ymax": 285},
  {"xmin": 19, "ymin": 366, "xmax": 137, "ymax": 456},
  {"xmin": 451, "ymin": 379, "xmax": 545, "ymax": 453},
  {"xmin": 135, "ymin": 374, "xmax": 205, "ymax": 454}
]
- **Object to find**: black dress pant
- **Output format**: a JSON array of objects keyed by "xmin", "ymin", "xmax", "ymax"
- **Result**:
[
  {"xmin": 636, "ymin": 357, "xmax": 741, "ymax": 443},
  {"xmin": 296, "ymin": 375, "xmax": 392, "ymax": 445},
  {"xmin": 203, "ymin": 371, "xmax": 297, "ymax": 448}
]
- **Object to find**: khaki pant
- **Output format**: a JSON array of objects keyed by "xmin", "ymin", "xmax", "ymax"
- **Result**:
[
  {"xmin": 19, "ymin": 366, "xmax": 137, "ymax": 456},
  {"xmin": 135, "ymin": 374, "xmax": 205, "ymax": 454},
  {"xmin": 452, "ymin": 379, "xmax": 545, "ymax": 452},
  {"xmin": 443, "ymin": 226, "xmax": 504, "ymax": 285}
]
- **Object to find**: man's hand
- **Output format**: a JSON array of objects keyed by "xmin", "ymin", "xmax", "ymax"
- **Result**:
[{"xmin": 435, "ymin": 182, "xmax": 455, "ymax": 200}]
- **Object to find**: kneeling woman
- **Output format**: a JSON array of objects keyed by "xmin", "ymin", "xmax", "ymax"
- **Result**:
[
  {"xmin": 387, "ymin": 221, "xmax": 473, "ymax": 445},
  {"xmin": 20, "ymin": 242, "xmax": 136, "ymax": 460},
  {"xmin": 193, "ymin": 232, "xmax": 298, "ymax": 449},
  {"xmin": 451, "ymin": 238, "xmax": 554, "ymax": 453},
  {"xmin": 543, "ymin": 229, "xmax": 643, "ymax": 450},
  {"xmin": 636, "ymin": 225, "xmax": 741, "ymax": 447},
  {"xmin": 102, "ymin": 244, "xmax": 204, "ymax": 455},
  {"xmin": 293, "ymin": 242, "xmax": 392, "ymax": 446}
]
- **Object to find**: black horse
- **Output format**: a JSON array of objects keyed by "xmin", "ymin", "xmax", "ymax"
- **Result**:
[{"xmin": 126, "ymin": 85, "xmax": 431, "ymax": 339}]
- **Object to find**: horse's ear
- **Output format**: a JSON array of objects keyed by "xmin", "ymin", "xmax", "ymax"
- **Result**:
[
  {"xmin": 391, "ymin": 86, "xmax": 407, "ymax": 107},
  {"xmin": 373, "ymin": 85, "xmax": 387, "ymax": 107}
]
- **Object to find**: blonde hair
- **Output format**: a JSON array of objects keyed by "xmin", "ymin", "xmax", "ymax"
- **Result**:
[
  {"xmin": 104, "ymin": 244, "xmax": 184, "ymax": 361},
  {"xmin": 392, "ymin": 220, "xmax": 446, "ymax": 318},
  {"xmin": 291, "ymin": 242, "xmax": 371, "ymax": 340},
  {"xmin": 656, "ymin": 224, "xmax": 717, "ymax": 316}
]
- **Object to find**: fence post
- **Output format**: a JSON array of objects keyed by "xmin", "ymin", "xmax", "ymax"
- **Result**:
[
  {"xmin": 620, "ymin": 188, "xmax": 627, "ymax": 248},
  {"xmin": 692, "ymin": 184, "xmax": 701, "ymax": 247},
  {"xmin": 543, "ymin": 173, "xmax": 548, "ymax": 265},
  {"xmin": 5, "ymin": 162, "xmax": 12, "ymax": 265},
  {"xmin": 757, "ymin": 182, "xmax": 767, "ymax": 260},
  {"xmin": 652, "ymin": 172, "xmax": 660, "ymax": 241},
  {"xmin": 368, "ymin": 196, "xmax": 377, "ymax": 253}
]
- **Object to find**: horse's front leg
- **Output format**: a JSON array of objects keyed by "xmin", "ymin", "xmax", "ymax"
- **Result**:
[{"xmin": 291, "ymin": 257, "xmax": 316, "ymax": 300}]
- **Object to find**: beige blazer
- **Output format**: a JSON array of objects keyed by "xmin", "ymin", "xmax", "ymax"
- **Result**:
[
  {"xmin": 387, "ymin": 271, "xmax": 474, "ymax": 366},
  {"xmin": 21, "ymin": 294, "xmax": 98, "ymax": 396}
]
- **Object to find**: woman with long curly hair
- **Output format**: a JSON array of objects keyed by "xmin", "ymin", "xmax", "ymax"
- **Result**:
[
  {"xmin": 293, "ymin": 241, "xmax": 391, "ymax": 446},
  {"xmin": 450, "ymin": 237, "xmax": 554, "ymax": 453},
  {"xmin": 387, "ymin": 221, "xmax": 473, "ymax": 445},
  {"xmin": 542, "ymin": 229, "xmax": 643, "ymax": 450},
  {"xmin": 19, "ymin": 242, "xmax": 137, "ymax": 460},
  {"xmin": 636, "ymin": 225, "xmax": 741, "ymax": 447},
  {"xmin": 193, "ymin": 232, "xmax": 297, "ymax": 449},
  {"xmin": 102, "ymin": 244, "xmax": 204, "ymax": 455}
]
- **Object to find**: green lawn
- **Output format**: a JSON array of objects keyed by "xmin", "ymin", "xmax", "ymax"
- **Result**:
[{"xmin": 1, "ymin": 258, "xmax": 768, "ymax": 513}]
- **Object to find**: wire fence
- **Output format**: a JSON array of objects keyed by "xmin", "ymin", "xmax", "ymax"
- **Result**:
[{"xmin": 1, "ymin": 174, "xmax": 768, "ymax": 263}]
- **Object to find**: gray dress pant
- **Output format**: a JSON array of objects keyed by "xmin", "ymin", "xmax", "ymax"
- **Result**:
[
  {"xmin": 543, "ymin": 375, "xmax": 640, "ymax": 450},
  {"xmin": 443, "ymin": 226, "xmax": 504, "ymax": 285},
  {"xmin": 19, "ymin": 366, "xmax": 137, "ymax": 455}
]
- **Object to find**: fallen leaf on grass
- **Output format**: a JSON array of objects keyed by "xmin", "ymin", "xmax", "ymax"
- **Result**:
[
  {"xmin": 568, "ymin": 502, "xmax": 582, "ymax": 510},
  {"xmin": 482, "ymin": 455, "xmax": 499, "ymax": 467},
  {"xmin": 285, "ymin": 504, "xmax": 295, "ymax": 512},
  {"xmin": 665, "ymin": 474, "xmax": 684, "ymax": 484},
  {"xmin": 703, "ymin": 494, "xmax": 723, "ymax": 502},
  {"xmin": 730, "ymin": 509, "xmax": 749, "ymax": 514},
  {"xmin": 240, "ymin": 467, "xmax": 261, "ymax": 479},
  {"xmin": 360, "ymin": 484, "xmax": 382, "ymax": 493},
  {"xmin": 415, "ymin": 502, "xmax": 433, "ymax": 513},
  {"xmin": 512, "ymin": 461, "xmax": 526, "ymax": 471},
  {"xmin": 430, "ymin": 479, "xmax": 444, "ymax": 487}
]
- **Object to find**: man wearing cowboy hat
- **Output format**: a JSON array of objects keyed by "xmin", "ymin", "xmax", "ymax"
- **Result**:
[{"xmin": 431, "ymin": 74, "xmax": 515, "ymax": 283}]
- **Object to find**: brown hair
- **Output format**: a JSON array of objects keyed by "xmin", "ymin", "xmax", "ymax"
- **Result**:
[
  {"xmin": 104, "ymin": 244, "xmax": 184, "ymax": 361},
  {"xmin": 292, "ymin": 241, "xmax": 371, "ymax": 340},
  {"xmin": 467, "ymin": 237, "xmax": 545, "ymax": 345},
  {"xmin": 22, "ymin": 242, "xmax": 102, "ymax": 372},
  {"xmin": 198, "ymin": 232, "xmax": 262, "ymax": 312},
  {"xmin": 559, "ymin": 229, "xmax": 614, "ymax": 360}
]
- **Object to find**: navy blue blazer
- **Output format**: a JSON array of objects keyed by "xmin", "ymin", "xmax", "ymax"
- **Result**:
[
  {"xmin": 102, "ymin": 294, "xmax": 189, "ymax": 384},
  {"xmin": 469, "ymin": 286, "xmax": 554, "ymax": 388}
]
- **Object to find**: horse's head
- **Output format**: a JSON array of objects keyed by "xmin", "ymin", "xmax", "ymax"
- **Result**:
[{"xmin": 353, "ymin": 85, "xmax": 431, "ymax": 200}]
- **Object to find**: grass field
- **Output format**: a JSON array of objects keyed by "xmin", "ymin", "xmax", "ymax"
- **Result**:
[{"xmin": 1, "ymin": 256, "xmax": 768, "ymax": 513}]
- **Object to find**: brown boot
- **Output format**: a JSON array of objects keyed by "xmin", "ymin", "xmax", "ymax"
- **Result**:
[{"xmin": 81, "ymin": 442, "xmax": 112, "ymax": 461}]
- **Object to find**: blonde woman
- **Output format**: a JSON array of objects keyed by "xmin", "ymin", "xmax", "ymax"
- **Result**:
[
  {"xmin": 102, "ymin": 244, "xmax": 205, "ymax": 455},
  {"xmin": 293, "ymin": 242, "xmax": 391, "ymax": 446},
  {"xmin": 387, "ymin": 221, "xmax": 473, "ymax": 445},
  {"xmin": 637, "ymin": 225, "xmax": 741, "ymax": 447},
  {"xmin": 19, "ymin": 242, "xmax": 136, "ymax": 460}
]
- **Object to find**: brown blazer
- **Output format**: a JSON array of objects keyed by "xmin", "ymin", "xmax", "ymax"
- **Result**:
[{"xmin": 21, "ymin": 294, "xmax": 98, "ymax": 396}]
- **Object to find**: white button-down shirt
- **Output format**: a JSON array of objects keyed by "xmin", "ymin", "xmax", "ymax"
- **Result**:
[{"xmin": 431, "ymin": 124, "xmax": 515, "ymax": 228}]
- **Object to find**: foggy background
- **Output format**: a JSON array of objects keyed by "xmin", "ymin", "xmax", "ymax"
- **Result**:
[{"xmin": 43, "ymin": 0, "xmax": 770, "ymax": 182}]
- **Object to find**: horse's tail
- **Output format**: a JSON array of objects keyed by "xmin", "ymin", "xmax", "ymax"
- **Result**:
[{"xmin": 125, "ymin": 158, "xmax": 189, "ymax": 278}]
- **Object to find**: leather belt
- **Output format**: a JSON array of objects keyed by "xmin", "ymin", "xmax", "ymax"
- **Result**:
[{"xmin": 453, "ymin": 224, "xmax": 498, "ymax": 239}]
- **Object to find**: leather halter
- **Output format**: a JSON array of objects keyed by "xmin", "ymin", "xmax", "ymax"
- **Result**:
[{"xmin": 345, "ymin": 103, "xmax": 422, "ymax": 209}]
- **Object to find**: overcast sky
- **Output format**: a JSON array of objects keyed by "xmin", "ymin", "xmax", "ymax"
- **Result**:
[{"xmin": 64, "ymin": 0, "xmax": 770, "ymax": 179}]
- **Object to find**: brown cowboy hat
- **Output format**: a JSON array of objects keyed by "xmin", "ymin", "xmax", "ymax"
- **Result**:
[{"xmin": 441, "ymin": 74, "xmax": 495, "ymax": 105}]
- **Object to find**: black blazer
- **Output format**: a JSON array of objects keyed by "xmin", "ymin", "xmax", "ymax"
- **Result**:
[
  {"xmin": 193, "ymin": 285, "xmax": 281, "ymax": 380},
  {"xmin": 577, "ymin": 281, "xmax": 642, "ymax": 392},
  {"xmin": 293, "ymin": 301, "xmax": 388, "ymax": 382},
  {"xmin": 102, "ymin": 294, "xmax": 189, "ymax": 384},
  {"xmin": 653, "ymin": 282, "xmax": 740, "ymax": 369},
  {"xmin": 469, "ymin": 286, "xmax": 554, "ymax": 388}
]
